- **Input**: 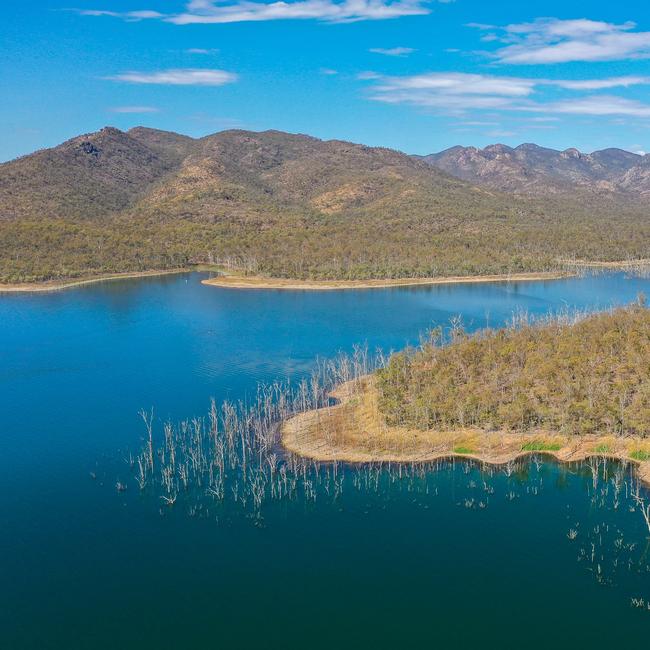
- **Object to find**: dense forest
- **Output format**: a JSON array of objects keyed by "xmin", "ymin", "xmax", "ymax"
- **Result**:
[
  {"xmin": 2, "ymin": 127, "xmax": 650, "ymax": 283},
  {"xmin": 377, "ymin": 304, "xmax": 650, "ymax": 437}
]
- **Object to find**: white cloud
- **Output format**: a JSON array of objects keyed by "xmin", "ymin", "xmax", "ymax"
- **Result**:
[
  {"xmin": 465, "ymin": 22, "xmax": 495, "ymax": 30},
  {"xmin": 123, "ymin": 10, "xmax": 164, "ymax": 19},
  {"xmin": 368, "ymin": 71, "xmax": 650, "ymax": 98},
  {"xmin": 186, "ymin": 48, "xmax": 219, "ymax": 54},
  {"xmin": 106, "ymin": 68, "xmax": 238, "ymax": 86},
  {"xmin": 370, "ymin": 90, "xmax": 519, "ymax": 111},
  {"xmin": 78, "ymin": 9, "xmax": 164, "ymax": 20},
  {"xmin": 109, "ymin": 106, "xmax": 160, "ymax": 113},
  {"xmin": 470, "ymin": 18, "xmax": 650, "ymax": 64},
  {"xmin": 547, "ymin": 96, "xmax": 650, "ymax": 117},
  {"xmin": 526, "ymin": 116, "xmax": 560, "ymax": 122},
  {"xmin": 369, "ymin": 47, "xmax": 415, "ymax": 56},
  {"xmin": 80, "ymin": 1, "xmax": 435, "ymax": 25},
  {"xmin": 319, "ymin": 67, "xmax": 339, "ymax": 75},
  {"xmin": 373, "ymin": 72, "xmax": 537, "ymax": 97},
  {"xmin": 552, "ymin": 76, "xmax": 650, "ymax": 90},
  {"xmin": 362, "ymin": 71, "xmax": 650, "ymax": 117}
]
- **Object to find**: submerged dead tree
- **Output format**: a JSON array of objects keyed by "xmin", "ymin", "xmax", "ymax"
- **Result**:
[{"xmin": 126, "ymin": 345, "xmax": 380, "ymax": 516}]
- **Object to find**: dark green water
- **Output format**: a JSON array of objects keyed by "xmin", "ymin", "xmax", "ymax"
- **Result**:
[{"xmin": 1, "ymin": 272, "xmax": 649, "ymax": 648}]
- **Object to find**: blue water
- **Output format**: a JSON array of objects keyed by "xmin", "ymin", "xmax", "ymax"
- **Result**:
[{"xmin": 1, "ymin": 272, "xmax": 649, "ymax": 648}]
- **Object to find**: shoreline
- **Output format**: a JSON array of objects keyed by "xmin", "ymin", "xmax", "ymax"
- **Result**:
[
  {"xmin": 202, "ymin": 270, "xmax": 572, "ymax": 291},
  {"xmin": 281, "ymin": 378, "xmax": 650, "ymax": 485},
  {"xmin": 0, "ymin": 268, "xmax": 194, "ymax": 294},
  {"xmin": 3, "ymin": 256, "xmax": 647, "ymax": 294}
]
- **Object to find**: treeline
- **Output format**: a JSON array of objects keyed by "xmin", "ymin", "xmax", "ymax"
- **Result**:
[
  {"xmin": 376, "ymin": 304, "xmax": 650, "ymax": 437},
  {"xmin": 3, "ymin": 201, "xmax": 650, "ymax": 283}
]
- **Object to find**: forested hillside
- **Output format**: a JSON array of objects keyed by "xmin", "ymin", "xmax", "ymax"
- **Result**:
[{"xmin": 2, "ymin": 127, "xmax": 650, "ymax": 283}]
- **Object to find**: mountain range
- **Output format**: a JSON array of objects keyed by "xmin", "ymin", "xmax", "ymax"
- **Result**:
[
  {"xmin": 0, "ymin": 126, "xmax": 482, "ymax": 223},
  {"xmin": 1, "ymin": 127, "xmax": 649, "ymax": 283},
  {"xmin": 424, "ymin": 143, "xmax": 650, "ymax": 196}
]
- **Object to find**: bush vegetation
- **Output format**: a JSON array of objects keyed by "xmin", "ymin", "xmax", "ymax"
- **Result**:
[{"xmin": 377, "ymin": 304, "xmax": 650, "ymax": 437}]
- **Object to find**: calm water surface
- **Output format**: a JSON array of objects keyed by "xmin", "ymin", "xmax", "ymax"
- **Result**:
[{"xmin": 1, "ymin": 271, "xmax": 649, "ymax": 648}]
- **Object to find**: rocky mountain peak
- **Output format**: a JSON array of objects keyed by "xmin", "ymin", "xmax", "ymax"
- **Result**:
[
  {"xmin": 562, "ymin": 148, "xmax": 582, "ymax": 159},
  {"xmin": 423, "ymin": 142, "xmax": 650, "ymax": 195}
]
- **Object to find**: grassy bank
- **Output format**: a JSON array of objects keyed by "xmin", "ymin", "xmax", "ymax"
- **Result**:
[{"xmin": 282, "ymin": 377, "xmax": 650, "ymax": 485}]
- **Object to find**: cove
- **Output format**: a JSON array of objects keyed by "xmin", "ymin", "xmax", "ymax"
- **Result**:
[{"xmin": 1, "ymin": 271, "xmax": 649, "ymax": 649}]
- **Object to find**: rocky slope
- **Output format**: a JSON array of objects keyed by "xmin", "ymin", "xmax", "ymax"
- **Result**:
[{"xmin": 423, "ymin": 143, "xmax": 650, "ymax": 195}]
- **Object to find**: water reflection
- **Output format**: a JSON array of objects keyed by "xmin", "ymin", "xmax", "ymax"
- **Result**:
[{"xmin": 112, "ymin": 390, "xmax": 650, "ymax": 602}]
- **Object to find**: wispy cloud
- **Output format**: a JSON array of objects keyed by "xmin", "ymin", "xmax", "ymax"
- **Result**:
[
  {"xmin": 105, "ymin": 68, "xmax": 238, "ymax": 86},
  {"xmin": 552, "ymin": 76, "xmax": 650, "ymax": 90},
  {"xmin": 319, "ymin": 67, "xmax": 339, "ymax": 75},
  {"xmin": 362, "ymin": 71, "xmax": 650, "ymax": 117},
  {"xmin": 186, "ymin": 48, "xmax": 219, "ymax": 54},
  {"xmin": 79, "ymin": 1, "xmax": 435, "ymax": 25},
  {"xmin": 77, "ymin": 9, "xmax": 164, "ymax": 20},
  {"xmin": 372, "ymin": 72, "xmax": 537, "ymax": 97},
  {"xmin": 469, "ymin": 18, "xmax": 650, "ymax": 64},
  {"xmin": 547, "ymin": 96, "xmax": 650, "ymax": 117},
  {"xmin": 369, "ymin": 47, "xmax": 415, "ymax": 56},
  {"xmin": 108, "ymin": 105, "xmax": 160, "ymax": 113}
]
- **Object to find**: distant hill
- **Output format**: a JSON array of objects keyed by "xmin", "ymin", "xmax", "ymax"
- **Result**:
[
  {"xmin": 1, "ymin": 126, "xmax": 492, "ymax": 229},
  {"xmin": 423, "ymin": 143, "xmax": 650, "ymax": 196},
  {"xmin": 0, "ymin": 127, "xmax": 195, "ymax": 221},
  {"xmin": 128, "ymin": 128, "xmax": 480, "ymax": 224},
  {"xmin": 1, "ymin": 127, "xmax": 649, "ymax": 283}
]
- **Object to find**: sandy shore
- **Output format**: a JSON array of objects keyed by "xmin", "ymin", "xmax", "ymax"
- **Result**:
[
  {"xmin": 202, "ymin": 270, "xmax": 572, "ymax": 291},
  {"xmin": 0, "ymin": 269, "xmax": 191, "ymax": 293},
  {"xmin": 281, "ymin": 377, "xmax": 650, "ymax": 484}
]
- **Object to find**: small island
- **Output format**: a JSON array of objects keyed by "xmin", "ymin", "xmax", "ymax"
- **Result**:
[{"xmin": 283, "ymin": 304, "xmax": 650, "ymax": 485}]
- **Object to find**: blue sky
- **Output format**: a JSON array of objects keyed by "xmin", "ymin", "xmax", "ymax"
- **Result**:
[{"xmin": 2, "ymin": 1, "xmax": 650, "ymax": 161}]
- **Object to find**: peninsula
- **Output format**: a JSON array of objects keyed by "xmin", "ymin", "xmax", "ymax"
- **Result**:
[{"xmin": 282, "ymin": 305, "xmax": 650, "ymax": 484}]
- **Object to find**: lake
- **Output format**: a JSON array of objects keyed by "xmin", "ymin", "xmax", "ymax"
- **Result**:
[{"xmin": 1, "ymin": 271, "xmax": 649, "ymax": 648}]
